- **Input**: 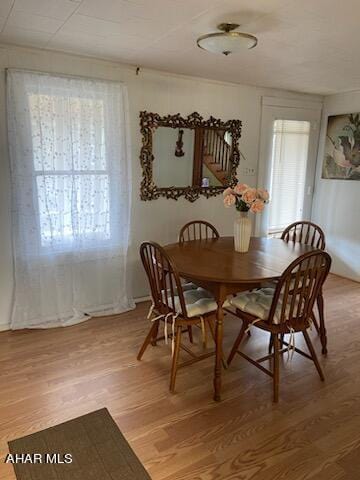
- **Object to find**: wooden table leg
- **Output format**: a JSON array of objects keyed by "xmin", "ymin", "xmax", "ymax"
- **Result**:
[
  {"xmin": 214, "ymin": 287, "xmax": 226, "ymax": 402},
  {"xmin": 317, "ymin": 289, "xmax": 327, "ymax": 355}
]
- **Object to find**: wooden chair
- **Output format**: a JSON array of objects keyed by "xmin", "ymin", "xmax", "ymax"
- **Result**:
[
  {"xmin": 137, "ymin": 241, "xmax": 228, "ymax": 393},
  {"xmin": 227, "ymin": 250, "xmax": 331, "ymax": 402},
  {"xmin": 281, "ymin": 221, "xmax": 326, "ymax": 250},
  {"xmin": 179, "ymin": 220, "xmax": 219, "ymax": 244},
  {"xmin": 281, "ymin": 221, "xmax": 327, "ymax": 351},
  {"xmin": 178, "ymin": 220, "xmax": 220, "ymax": 344}
]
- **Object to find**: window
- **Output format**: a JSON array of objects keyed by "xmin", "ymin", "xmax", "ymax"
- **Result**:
[
  {"xmin": 7, "ymin": 69, "xmax": 133, "ymax": 328},
  {"xmin": 268, "ymin": 120, "xmax": 310, "ymax": 234},
  {"xmin": 29, "ymin": 93, "xmax": 110, "ymax": 248}
]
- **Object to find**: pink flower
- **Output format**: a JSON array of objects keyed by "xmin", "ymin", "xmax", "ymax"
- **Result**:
[
  {"xmin": 234, "ymin": 183, "xmax": 249, "ymax": 195},
  {"xmin": 257, "ymin": 188, "xmax": 270, "ymax": 201},
  {"xmin": 250, "ymin": 199, "xmax": 265, "ymax": 213},
  {"xmin": 223, "ymin": 194, "xmax": 236, "ymax": 207},
  {"xmin": 242, "ymin": 188, "xmax": 257, "ymax": 204},
  {"xmin": 223, "ymin": 187, "xmax": 234, "ymax": 197}
]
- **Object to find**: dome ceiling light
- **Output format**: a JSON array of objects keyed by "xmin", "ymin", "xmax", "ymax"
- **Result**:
[{"xmin": 197, "ymin": 23, "xmax": 258, "ymax": 56}]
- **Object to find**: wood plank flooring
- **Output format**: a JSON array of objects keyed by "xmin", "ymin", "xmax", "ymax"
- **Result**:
[{"xmin": 0, "ymin": 274, "xmax": 359, "ymax": 479}]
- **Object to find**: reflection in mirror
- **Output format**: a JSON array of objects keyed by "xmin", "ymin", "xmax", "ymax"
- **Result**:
[
  {"xmin": 197, "ymin": 128, "xmax": 232, "ymax": 188},
  {"xmin": 153, "ymin": 126, "xmax": 232, "ymax": 188},
  {"xmin": 153, "ymin": 127, "xmax": 194, "ymax": 187}
]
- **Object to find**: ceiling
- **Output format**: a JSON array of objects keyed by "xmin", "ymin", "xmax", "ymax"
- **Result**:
[{"xmin": 0, "ymin": 0, "xmax": 359, "ymax": 95}]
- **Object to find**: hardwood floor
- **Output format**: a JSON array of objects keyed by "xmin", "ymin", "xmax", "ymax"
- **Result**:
[{"xmin": 0, "ymin": 274, "xmax": 359, "ymax": 479}]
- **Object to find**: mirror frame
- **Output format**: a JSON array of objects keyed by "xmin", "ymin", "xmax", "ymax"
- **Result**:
[{"xmin": 139, "ymin": 111, "xmax": 242, "ymax": 202}]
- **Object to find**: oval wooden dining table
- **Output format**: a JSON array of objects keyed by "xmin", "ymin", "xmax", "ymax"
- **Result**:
[{"xmin": 164, "ymin": 236, "xmax": 327, "ymax": 401}]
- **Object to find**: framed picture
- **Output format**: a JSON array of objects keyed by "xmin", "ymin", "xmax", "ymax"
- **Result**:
[{"xmin": 322, "ymin": 113, "xmax": 360, "ymax": 180}]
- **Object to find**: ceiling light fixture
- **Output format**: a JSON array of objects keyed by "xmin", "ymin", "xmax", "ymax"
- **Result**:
[{"xmin": 197, "ymin": 23, "xmax": 257, "ymax": 56}]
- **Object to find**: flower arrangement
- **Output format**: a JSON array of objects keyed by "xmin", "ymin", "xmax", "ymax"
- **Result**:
[{"xmin": 223, "ymin": 182, "xmax": 269, "ymax": 213}]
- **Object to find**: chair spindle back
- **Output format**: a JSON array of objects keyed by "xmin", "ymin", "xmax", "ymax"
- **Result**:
[
  {"xmin": 281, "ymin": 221, "xmax": 326, "ymax": 250},
  {"xmin": 140, "ymin": 241, "xmax": 187, "ymax": 317},
  {"xmin": 268, "ymin": 250, "xmax": 331, "ymax": 327},
  {"xmin": 179, "ymin": 220, "xmax": 219, "ymax": 244}
]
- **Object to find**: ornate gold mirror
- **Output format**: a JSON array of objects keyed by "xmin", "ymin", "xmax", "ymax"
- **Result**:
[{"xmin": 139, "ymin": 111, "xmax": 242, "ymax": 202}]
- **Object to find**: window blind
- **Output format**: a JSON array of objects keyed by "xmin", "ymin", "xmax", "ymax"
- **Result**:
[{"xmin": 268, "ymin": 119, "xmax": 310, "ymax": 233}]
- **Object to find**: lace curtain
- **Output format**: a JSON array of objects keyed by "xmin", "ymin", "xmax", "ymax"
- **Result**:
[{"xmin": 7, "ymin": 69, "xmax": 134, "ymax": 329}]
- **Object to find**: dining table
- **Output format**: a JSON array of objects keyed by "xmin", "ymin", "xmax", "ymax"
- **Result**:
[{"xmin": 164, "ymin": 236, "xmax": 327, "ymax": 401}]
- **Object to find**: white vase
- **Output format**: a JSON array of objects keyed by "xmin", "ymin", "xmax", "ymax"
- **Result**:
[{"xmin": 234, "ymin": 211, "xmax": 252, "ymax": 253}]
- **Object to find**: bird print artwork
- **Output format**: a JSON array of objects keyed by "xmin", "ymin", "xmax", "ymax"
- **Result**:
[{"xmin": 323, "ymin": 113, "xmax": 360, "ymax": 180}]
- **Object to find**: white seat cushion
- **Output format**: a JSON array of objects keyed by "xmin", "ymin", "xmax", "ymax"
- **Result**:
[
  {"xmin": 182, "ymin": 282, "xmax": 198, "ymax": 292},
  {"xmin": 230, "ymin": 287, "xmax": 302, "ymax": 325},
  {"xmin": 182, "ymin": 288, "xmax": 230, "ymax": 318},
  {"xmin": 164, "ymin": 286, "xmax": 230, "ymax": 318},
  {"xmin": 162, "ymin": 282, "xmax": 197, "ymax": 300},
  {"xmin": 230, "ymin": 288, "xmax": 275, "ymax": 321}
]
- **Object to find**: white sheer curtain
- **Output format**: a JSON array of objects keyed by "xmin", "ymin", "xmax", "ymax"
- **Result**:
[{"xmin": 7, "ymin": 69, "xmax": 134, "ymax": 329}]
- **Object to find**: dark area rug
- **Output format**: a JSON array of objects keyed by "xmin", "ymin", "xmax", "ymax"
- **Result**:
[{"xmin": 8, "ymin": 408, "xmax": 151, "ymax": 479}]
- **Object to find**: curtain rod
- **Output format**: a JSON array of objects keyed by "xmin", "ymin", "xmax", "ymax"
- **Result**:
[{"xmin": 5, "ymin": 67, "xmax": 126, "ymax": 85}]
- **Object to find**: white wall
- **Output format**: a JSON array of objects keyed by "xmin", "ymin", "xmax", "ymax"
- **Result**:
[
  {"xmin": 0, "ymin": 44, "xmax": 322, "ymax": 330},
  {"xmin": 312, "ymin": 92, "xmax": 360, "ymax": 282}
]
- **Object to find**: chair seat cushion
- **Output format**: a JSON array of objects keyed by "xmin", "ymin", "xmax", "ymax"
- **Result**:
[
  {"xmin": 182, "ymin": 282, "xmax": 198, "ymax": 292},
  {"xmin": 164, "ymin": 286, "xmax": 230, "ymax": 318},
  {"xmin": 182, "ymin": 288, "xmax": 230, "ymax": 318},
  {"xmin": 230, "ymin": 287, "xmax": 293, "ymax": 324},
  {"xmin": 162, "ymin": 282, "xmax": 197, "ymax": 299}
]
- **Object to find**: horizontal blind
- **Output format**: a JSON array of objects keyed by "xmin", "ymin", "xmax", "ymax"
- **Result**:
[{"xmin": 268, "ymin": 119, "xmax": 310, "ymax": 233}]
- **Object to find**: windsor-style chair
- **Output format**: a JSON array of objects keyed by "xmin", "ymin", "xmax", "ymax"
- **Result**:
[
  {"xmin": 179, "ymin": 220, "xmax": 220, "ymax": 244},
  {"xmin": 178, "ymin": 221, "xmax": 220, "ymax": 345},
  {"xmin": 281, "ymin": 221, "xmax": 326, "ymax": 250},
  {"xmin": 227, "ymin": 250, "xmax": 331, "ymax": 402},
  {"xmin": 281, "ymin": 221, "xmax": 327, "ymax": 352},
  {"xmin": 137, "ymin": 241, "xmax": 228, "ymax": 393}
]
